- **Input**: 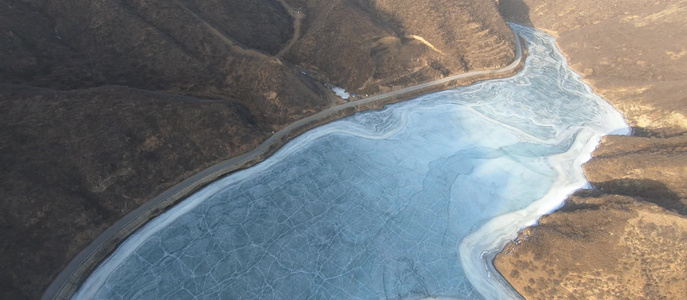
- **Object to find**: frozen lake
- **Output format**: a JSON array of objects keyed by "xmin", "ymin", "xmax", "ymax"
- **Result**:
[{"xmin": 75, "ymin": 25, "xmax": 628, "ymax": 299}]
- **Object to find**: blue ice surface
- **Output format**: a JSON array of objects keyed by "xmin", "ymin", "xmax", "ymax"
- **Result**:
[{"xmin": 75, "ymin": 25, "xmax": 628, "ymax": 299}]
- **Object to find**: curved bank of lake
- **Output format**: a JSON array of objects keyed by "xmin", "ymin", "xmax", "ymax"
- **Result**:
[{"xmin": 74, "ymin": 24, "xmax": 628, "ymax": 299}]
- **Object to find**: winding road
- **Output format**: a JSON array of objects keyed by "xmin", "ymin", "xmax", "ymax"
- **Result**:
[{"xmin": 42, "ymin": 25, "xmax": 524, "ymax": 300}]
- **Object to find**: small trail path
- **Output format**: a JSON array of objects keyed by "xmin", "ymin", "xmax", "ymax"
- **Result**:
[{"xmin": 276, "ymin": 0, "xmax": 303, "ymax": 57}]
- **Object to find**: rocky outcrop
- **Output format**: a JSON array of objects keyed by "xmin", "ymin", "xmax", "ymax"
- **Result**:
[
  {"xmin": 0, "ymin": 0, "xmax": 516, "ymax": 298},
  {"xmin": 496, "ymin": 0, "xmax": 687, "ymax": 298}
]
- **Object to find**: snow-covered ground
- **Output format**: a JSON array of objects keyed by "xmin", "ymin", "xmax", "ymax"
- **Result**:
[{"xmin": 331, "ymin": 86, "xmax": 350, "ymax": 100}]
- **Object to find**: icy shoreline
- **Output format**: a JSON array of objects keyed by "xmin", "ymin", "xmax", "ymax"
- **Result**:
[{"xmin": 75, "ymin": 25, "xmax": 629, "ymax": 299}]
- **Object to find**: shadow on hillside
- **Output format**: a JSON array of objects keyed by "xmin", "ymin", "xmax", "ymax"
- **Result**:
[
  {"xmin": 631, "ymin": 126, "xmax": 687, "ymax": 138},
  {"xmin": 498, "ymin": 0, "xmax": 533, "ymax": 26},
  {"xmin": 592, "ymin": 179, "xmax": 686, "ymax": 215}
]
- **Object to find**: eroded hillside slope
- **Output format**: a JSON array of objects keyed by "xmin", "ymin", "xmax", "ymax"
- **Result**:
[
  {"xmin": 495, "ymin": 1, "xmax": 687, "ymax": 298},
  {"xmin": 0, "ymin": 0, "xmax": 515, "ymax": 298}
]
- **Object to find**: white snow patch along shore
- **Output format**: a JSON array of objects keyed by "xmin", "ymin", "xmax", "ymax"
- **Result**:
[{"xmin": 331, "ymin": 86, "xmax": 350, "ymax": 100}]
